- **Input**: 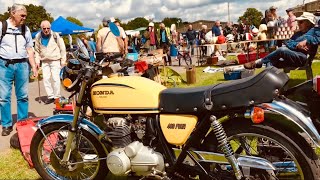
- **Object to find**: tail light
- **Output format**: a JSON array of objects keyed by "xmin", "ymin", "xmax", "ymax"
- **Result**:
[
  {"xmin": 250, "ymin": 107, "xmax": 265, "ymax": 124},
  {"xmin": 313, "ymin": 76, "xmax": 320, "ymax": 95}
]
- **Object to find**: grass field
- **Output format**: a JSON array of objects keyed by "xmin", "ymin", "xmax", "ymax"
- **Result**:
[{"xmin": 1, "ymin": 61, "xmax": 320, "ymax": 179}]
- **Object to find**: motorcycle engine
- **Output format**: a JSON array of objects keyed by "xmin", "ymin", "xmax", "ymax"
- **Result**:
[
  {"xmin": 107, "ymin": 141, "xmax": 164, "ymax": 176},
  {"xmin": 105, "ymin": 116, "xmax": 147, "ymax": 148},
  {"xmin": 105, "ymin": 116, "xmax": 164, "ymax": 176}
]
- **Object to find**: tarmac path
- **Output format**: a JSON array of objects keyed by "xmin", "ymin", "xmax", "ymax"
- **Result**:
[{"xmin": 0, "ymin": 79, "xmax": 70, "ymax": 151}]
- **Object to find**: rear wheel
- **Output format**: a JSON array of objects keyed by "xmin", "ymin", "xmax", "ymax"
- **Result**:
[
  {"xmin": 30, "ymin": 123, "xmax": 108, "ymax": 180},
  {"xmin": 201, "ymin": 122, "xmax": 320, "ymax": 180}
]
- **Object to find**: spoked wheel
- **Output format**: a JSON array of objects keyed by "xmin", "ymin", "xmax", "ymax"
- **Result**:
[
  {"xmin": 30, "ymin": 123, "xmax": 108, "ymax": 180},
  {"xmin": 201, "ymin": 122, "xmax": 320, "ymax": 180}
]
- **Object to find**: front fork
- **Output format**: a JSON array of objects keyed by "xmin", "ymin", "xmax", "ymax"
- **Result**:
[
  {"xmin": 210, "ymin": 115, "xmax": 243, "ymax": 180},
  {"xmin": 61, "ymin": 80, "xmax": 88, "ymax": 163}
]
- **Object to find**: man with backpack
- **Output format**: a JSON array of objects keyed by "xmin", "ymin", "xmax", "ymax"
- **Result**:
[
  {"xmin": 34, "ymin": 20, "xmax": 66, "ymax": 104},
  {"xmin": 0, "ymin": 4, "xmax": 38, "ymax": 136}
]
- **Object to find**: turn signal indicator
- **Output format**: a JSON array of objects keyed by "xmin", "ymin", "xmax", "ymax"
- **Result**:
[{"xmin": 63, "ymin": 78, "xmax": 73, "ymax": 88}]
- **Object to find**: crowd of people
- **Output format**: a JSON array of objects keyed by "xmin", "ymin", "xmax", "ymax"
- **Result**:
[{"xmin": 0, "ymin": 3, "xmax": 319, "ymax": 137}]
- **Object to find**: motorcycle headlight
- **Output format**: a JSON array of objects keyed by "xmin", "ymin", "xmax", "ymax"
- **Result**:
[{"xmin": 60, "ymin": 59, "xmax": 81, "ymax": 92}]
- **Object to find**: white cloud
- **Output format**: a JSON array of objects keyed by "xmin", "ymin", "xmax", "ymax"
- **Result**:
[{"xmin": 0, "ymin": 0, "xmax": 309, "ymax": 30}]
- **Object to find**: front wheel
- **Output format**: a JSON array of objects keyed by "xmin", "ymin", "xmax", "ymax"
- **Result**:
[
  {"xmin": 201, "ymin": 121, "xmax": 320, "ymax": 180},
  {"xmin": 30, "ymin": 122, "xmax": 108, "ymax": 180}
]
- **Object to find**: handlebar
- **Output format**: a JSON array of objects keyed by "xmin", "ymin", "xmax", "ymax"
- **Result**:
[{"xmin": 95, "ymin": 52, "xmax": 123, "ymax": 62}]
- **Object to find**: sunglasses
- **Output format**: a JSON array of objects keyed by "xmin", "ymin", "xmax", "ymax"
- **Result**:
[
  {"xmin": 42, "ymin": 28, "xmax": 50, "ymax": 30},
  {"xmin": 20, "ymin": 14, "xmax": 27, "ymax": 18}
]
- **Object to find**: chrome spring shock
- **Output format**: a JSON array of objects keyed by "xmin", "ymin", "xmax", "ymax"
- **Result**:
[{"xmin": 210, "ymin": 115, "xmax": 243, "ymax": 180}]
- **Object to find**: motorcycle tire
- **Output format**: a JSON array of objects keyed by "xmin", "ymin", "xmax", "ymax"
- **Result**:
[
  {"xmin": 201, "ymin": 121, "xmax": 320, "ymax": 180},
  {"xmin": 30, "ymin": 122, "xmax": 108, "ymax": 180},
  {"xmin": 10, "ymin": 132, "xmax": 20, "ymax": 149}
]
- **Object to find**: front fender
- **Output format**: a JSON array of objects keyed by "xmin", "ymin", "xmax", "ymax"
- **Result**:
[
  {"xmin": 260, "ymin": 98, "xmax": 320, "ymax": 147},
  {"xmin": 36, "ymin": 114, "xmax": 104, "ymax": 139}
]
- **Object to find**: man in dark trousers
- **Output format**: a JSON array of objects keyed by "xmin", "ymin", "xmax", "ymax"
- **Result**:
[
  {"xmin": 185, "ymin": 24, "xmax": 197, "ymax": 56},
  {"xmin": 159, "ymin": 23, "xmax": 172, "ymax": 65}
]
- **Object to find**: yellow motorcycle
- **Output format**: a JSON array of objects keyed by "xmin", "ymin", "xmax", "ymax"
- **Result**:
[{"xmin": 30, "ymin": 24, "xmax": 320, "ymax": 180}]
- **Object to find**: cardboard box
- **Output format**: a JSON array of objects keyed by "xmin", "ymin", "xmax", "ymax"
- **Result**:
[{"xmin": 207, "ymin": 56, "xmax": 218, "ymax": 65}]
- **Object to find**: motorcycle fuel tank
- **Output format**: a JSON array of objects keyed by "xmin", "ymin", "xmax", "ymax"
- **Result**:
[{"xmin": 91, "ymin": 76, "xmax": 166, "ymax": 114}]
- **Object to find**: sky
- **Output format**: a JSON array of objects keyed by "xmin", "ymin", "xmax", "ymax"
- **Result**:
[{"xmin": 0, "ymin": 0, "xmax": 313, "ymax": 30}]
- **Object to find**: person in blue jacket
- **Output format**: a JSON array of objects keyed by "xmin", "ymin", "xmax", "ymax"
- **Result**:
[{"xmin": 244, "ymin": 12, "xmax": 318, "ymax": 69}]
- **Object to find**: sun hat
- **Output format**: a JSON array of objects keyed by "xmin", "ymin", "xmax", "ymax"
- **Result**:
[
  {"xmin": 269, "ymin": 6, "xmax": 277, "ymax": 10},
  {"xmin": 148, "ymin": 22, "xmax": 154, "ymax": 27},
  {"xmin": 252, "ymin": 28, "xmax": 259, "ymax": 35},
  {"xmin": 296, "ymin": 12, "xmax": 316, "ymax": 25},
  {"xmin": 259, "ymin": 24, "xmax": 267, "ymax": 32}
]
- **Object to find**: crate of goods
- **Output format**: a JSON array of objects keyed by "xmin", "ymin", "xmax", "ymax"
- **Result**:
[
  {"xmin": 134, "ymin": 61, "xmax": 148, "ymax": 73},
  {"xmin": 237, "ymin": 53, "xmax": 258, "ymax": 64},
  {"xmin": 207, "ymin": 56, "xmax": 218, "ymax": 65},
  {"xmin": 224, "ymin": 71, "xmax": 241, "ymax": 80},
  {"xmin": 259, "ymin": 52, "xmax": 269, "ymax": 59},
  {"xmin": 126, "ymin": 53, "xmax": 139, "ymax": 61}
]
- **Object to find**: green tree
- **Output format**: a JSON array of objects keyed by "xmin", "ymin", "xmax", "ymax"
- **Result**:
[
  {"xmin": 0, "ymin": 4, "xmax": 53, "ymax": 32},
  {"xmin": 66, "ymin": 16, "xmax": 83, "ymax": 26},
  {"xmin": 162, "ymin": 17, "xmax": 183, "ymax": 28},
  {"xmin": 123, "ymin": 17, "xmax": 149, "ymax": 30},
  {"xmin": 238, "ymin": 8, "xmax": 263, "ymax": 28}
]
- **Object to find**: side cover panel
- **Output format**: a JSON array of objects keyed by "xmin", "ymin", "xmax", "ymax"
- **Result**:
[{"xmin": 160, "ymin": 114, "xmax": 198, "ymax": 146}]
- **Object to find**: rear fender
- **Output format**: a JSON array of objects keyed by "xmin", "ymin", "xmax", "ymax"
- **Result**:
[
  {"xmin": 35, "ymin": 114, "xmax": 104, "ymax": 140},
  {"xmin": 260, "ymin": 99, "xmax": 320, "ymax": 147}
]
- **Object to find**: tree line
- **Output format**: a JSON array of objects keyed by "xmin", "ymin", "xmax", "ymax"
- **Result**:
[{"xmin": 0, "ymin": 4, "xmax": 263, "ymax": 33}]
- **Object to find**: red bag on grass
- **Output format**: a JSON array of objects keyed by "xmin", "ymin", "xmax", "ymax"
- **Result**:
[{"xmin": 11, "ymin": 117, "xmax": 47, "ymax": 167}]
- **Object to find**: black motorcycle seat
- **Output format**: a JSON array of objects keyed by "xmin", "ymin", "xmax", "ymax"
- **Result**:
[{"xmin": 159, "ymin": 67, "xmax": 289, "ymax": 114}]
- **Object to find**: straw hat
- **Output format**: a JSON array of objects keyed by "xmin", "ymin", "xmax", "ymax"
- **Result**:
[{"xmin": 296, "ymin": 12, "xmax": 316, "ymax": 25}]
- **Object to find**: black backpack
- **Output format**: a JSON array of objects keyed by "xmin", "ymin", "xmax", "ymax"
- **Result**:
[{"xmin": 0, "ymin": 20, "xmax": 26, "ymax": 44}]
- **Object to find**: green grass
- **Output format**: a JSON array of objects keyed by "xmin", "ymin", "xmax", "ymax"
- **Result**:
[
  {"xmin": 0, "ymin": 149, "xmax": 40, "ymax": 179},
  {"xmin": 1, "ymin": 61, "xmax": 320, "ymax": 179},
  {"xmin": 164, "ymin": 61, "xmax": 320, "ymax": 88}
]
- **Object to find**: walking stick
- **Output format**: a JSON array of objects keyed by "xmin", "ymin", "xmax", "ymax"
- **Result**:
[{"xmin": 37, "ymin": 73, "xmax": 41, "ymax": 104}]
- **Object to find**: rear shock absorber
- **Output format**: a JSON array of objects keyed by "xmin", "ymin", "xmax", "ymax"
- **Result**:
[{"xmin": 210, "ymin": 115, "xmax": 243, "ymax": 180}]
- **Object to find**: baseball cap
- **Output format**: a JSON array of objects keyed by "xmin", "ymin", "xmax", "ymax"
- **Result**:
[
  {"xmin": 296, "ymin": 12, "xmax": 316, "ymax": 25},
  {"xmin": 148, "ymin": 22, "xmax": 154, "ymax": 27},
  {"xmin": 286, "ymin": 8, "xmax": 293, "ymax": 13},
  {"xmin": 102, "ymin": 17, "xmax": 110, "ymax": 23}
]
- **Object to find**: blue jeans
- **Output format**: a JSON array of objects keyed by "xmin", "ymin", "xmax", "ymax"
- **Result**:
[
  {"xmin": 261, "ymin": 47, "xmax": 307, "ymax": 68},
  {"xmin": 0, "ymin": 59, "xmax": 29, "ymax": 128}
]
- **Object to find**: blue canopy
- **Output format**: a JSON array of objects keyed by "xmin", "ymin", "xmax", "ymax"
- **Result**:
[
  {"xmin": 32, "ymin": 16, "xmax": 94, "ymax": 38},
  {"xmin": 51, "ymin": 16, "xmax": 94, "ymax": 35}
]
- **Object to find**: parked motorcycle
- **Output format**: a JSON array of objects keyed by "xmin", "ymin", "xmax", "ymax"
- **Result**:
[{"xmin": 30, "ymin": 23, "xmax": 320, "ymax": 180}]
